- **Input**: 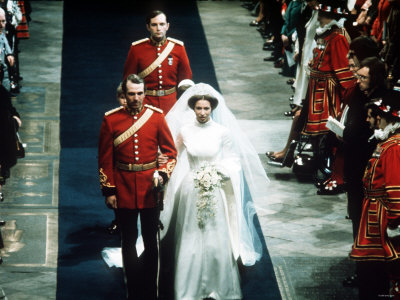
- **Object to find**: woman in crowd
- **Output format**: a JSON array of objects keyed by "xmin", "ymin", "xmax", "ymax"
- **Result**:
[{"xmin": 266, "ymin": 0, "xmax": 320, "ymax": 163}]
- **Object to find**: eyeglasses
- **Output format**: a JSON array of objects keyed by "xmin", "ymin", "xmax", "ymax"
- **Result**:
[
  {"xmin": 355, "ymin": 73, "xmax": 369, "ymax": 81},
  {"xmin": 348, "ymin": 63, "xmax": 358, "ymax": 69}
]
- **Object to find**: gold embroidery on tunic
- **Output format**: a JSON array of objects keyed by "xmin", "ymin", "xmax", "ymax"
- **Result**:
[
  {"xmin": 159, "ymin": 159, "xmax": 176, "ymax": 178},
  {"xmin": 99, "ymin": 168, "xmax": 114, "ymax": 188}
]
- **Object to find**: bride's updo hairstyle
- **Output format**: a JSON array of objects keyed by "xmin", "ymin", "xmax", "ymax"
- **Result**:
[{"xmin": 188, "ymin": 94, "xmax": 219, "ymax": 110}]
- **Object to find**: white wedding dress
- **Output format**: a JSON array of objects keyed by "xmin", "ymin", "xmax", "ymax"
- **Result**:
[
  {"xmin": 162, "ymin": 118, "xmax": 243, "ymax": 300},
  {"xmin": 102, "ymin": 83, "xmax": 268, "ymax": 299}
]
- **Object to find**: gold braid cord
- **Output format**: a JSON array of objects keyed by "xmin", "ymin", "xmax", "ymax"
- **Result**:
[
  {"xmin": 159, "ymin": 159, "xmax": 176, "ymax": 178},
  {"xmin": 99, "ymin": 168, "xmax": 115, "ymax": 188}
]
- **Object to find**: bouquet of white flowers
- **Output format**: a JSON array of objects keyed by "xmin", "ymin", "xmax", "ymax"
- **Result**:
[{"xmin": 193, "ymin": 161, "xmax": 224, "ymax": 229}]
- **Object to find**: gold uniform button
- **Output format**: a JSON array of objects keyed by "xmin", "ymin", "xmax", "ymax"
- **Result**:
[
  {"xmin": 134, "ymin": 145, "xmax": 138, "ymax": 149},
  {"xmin": 134, "ymin": 134, "xmax": 138, "ymax": 137},
  {"xmin": 135, "ymin": 157, "xmax": 139, "ymax": 161},
  {"xmin": 135, "ymin": 151, "xmax": 139, "ymax": 155},
  {"xmin": 134, "ymin": 139, "xmax": 138, "ymax": 143},
  {"xmin": 133, "ymin": 116, "xmax": 138, "ymax": 120}
]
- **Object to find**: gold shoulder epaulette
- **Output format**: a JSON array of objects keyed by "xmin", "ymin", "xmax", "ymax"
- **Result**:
[
  {"xmin": 105, "ymin": 106, "xmax": 123, "ymax": 116},
  {"xmin": 167, "ymin": 37, "xmax": 184, "ymax": 46},
  {"xmin": 132, "ymin": 38, "xmax": 149, "ymax": 46},
  {"xmin": 145, "ymin": 104, "xmax": 163, "ymax": 114}
]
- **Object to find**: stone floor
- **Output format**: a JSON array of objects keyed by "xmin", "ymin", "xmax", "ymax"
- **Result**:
[
  {"xmin": 0, "ymin": 1, "xmax": 359, "ymax": 299},
  {"xmin": 0, "ymin": 2, "xmax": 61, "ymax": 299}
]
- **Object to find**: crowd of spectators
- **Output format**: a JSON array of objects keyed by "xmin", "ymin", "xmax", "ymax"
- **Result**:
[
  {"xmin": 0, "ymin": 0, "xmax": 30, "ymax": 94},
  {"xmin": 244, "ymin": 0, "xmax": 400, "ymax": 298},
  {"xmin": 0, "ymin": 0, "xmax": 30, "ymax": 265},
  {"xmin": 243, "ymin": 0, "xmax": 400, "ymax": 188}
]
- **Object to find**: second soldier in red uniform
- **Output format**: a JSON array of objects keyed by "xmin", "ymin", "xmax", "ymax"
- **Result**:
[{"xmin": 123, "ymin": 10, "xmax": 192, "ymax": 114}]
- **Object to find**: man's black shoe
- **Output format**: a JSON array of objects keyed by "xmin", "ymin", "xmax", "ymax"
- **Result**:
[
  {"xmin": 263, "ymin": 44, "xmax": 274, "ymax": 51},
  {"xmin": 0, "ymin": 220, "xmax": 5, "ymax": 226},
  {"xmin": 107, "ymin": 220, "xmax": 118, "ymax": 234},
  {"xmin": 10, "ymin": 82, "xmax": 20, "ymax": 94},
  {"xmin": 263, "ymin": 56, "xmax": 276, "ymax": 62}
]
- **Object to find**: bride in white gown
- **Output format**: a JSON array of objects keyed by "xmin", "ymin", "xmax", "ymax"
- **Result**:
[{"xmin": 161, "ymin": 83, "xmax": 269, "ymax": 300}]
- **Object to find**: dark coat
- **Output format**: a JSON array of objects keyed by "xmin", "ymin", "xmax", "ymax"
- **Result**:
[
  {"xmin": 342, "ymin": 85, "xmax": 385, "ymax": 227},
  {"xmin": 382, "ymin": 4, "xmax": 400, "ymax": 82},
  {"xmin": 0, "ymin": 85, "xmax": 19, "ymax": 170},
  {"xmin": 342, "ymin": 85, "xmax": 377, "ymax": 186},
  {"xmin": 295, "ymin": 3, "xmax": 313, "ymax": 65}
]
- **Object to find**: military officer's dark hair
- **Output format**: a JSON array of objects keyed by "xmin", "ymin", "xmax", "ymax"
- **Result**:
[
  {"xmin": 122, "ymin": 74, "xmax": 146, "ymax": 94},
  {"xmin": 359, "ymin": 57, "xmax": 387, "ymax": 92},
  {"xmin": 348, "ymin": 36, "xmax": 379, "ymax": 63},
  {"xmin": 188, "ymin": 94, "xmax": 219, "ymax": 110},
  {"xmin": 366, "ymin": 90, "xmax": 400, "ymax": 124},
  {"xmin": 146, "ymin": 10, "xmax": 167, "ymax": 25}
]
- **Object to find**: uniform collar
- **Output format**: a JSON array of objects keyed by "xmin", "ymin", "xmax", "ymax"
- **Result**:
[
  {"xmin": 150, "ymin": 37, "xmax": 167, "ymax": 47},
  {"xmin": 126, "ymin": 105, "xmax": 144, "ymax": 116}
]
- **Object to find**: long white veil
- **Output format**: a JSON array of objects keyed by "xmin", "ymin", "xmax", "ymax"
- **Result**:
[{"xmin": 161, "ymin": 83, "xmax": 269, "ymax": 266}]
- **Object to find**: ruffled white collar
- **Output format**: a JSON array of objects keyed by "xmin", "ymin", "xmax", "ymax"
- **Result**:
[
  {"xmin": 373, "ymin": 123, "xmax": 400, "ymax": 141},
  {"xmin": 316, "ymin": 18, "xmax": 345, "ymax": 36}
]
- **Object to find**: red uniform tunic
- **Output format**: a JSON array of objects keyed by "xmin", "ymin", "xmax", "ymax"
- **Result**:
[
  {"xmin": 302, "ymin": 28, "xmax": 356, "ymax": 135},
  {"xmin": 16, "ymin": 1, "xmax": 29, "ymax": 39},
  {"xmin": 98, "ymin": 105, "xmax": 177, "ymax": 209},
  {"xmin": 123, "ymin": 37, "xmax": 192, "ymax": 114},
  {"xmin": 350, "ymin": 133, "xmax": 400, "ymax": 261},
  {"xmin": 371, "ymin": 0, "xmax": 391, "ymax": 43}
]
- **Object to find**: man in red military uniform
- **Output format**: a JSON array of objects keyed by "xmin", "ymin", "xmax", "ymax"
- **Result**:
[
  {"xmin": 123, "ymin": 10, "xmax": 192, "ymax": 114},
  {"xmin": 98, "ymin": 74, "xmax": 177, "ymax": 300},
  {"xmin": 302, "ymin": 1, "xmax": 355, "ymax": 135},
  {"xmin": 350, "ymin": 90, "xmax": 400, "ymax": 299},
  {"xmin": 298, "ymin": 0, "xmax": 356, "ymax": 185}
]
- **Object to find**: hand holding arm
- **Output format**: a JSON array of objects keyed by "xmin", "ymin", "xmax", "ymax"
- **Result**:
[{"xmin": 157, "ymin": 153, "xmax": 169, "ymax": 165}]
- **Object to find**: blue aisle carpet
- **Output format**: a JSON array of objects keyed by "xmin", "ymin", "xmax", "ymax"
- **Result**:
[{"xmin": 58, "ymin": 1, "xmax": 281, "ymax": 299}]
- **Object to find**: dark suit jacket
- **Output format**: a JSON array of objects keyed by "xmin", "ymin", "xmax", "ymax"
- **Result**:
[{"xmin": 0, "ymin": 85, "xmax": 19, "ymax": 170}]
